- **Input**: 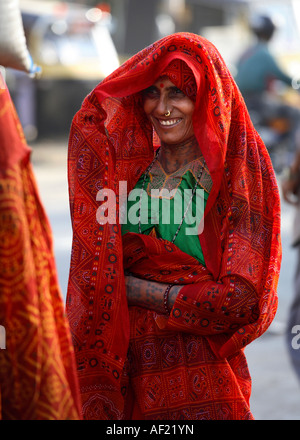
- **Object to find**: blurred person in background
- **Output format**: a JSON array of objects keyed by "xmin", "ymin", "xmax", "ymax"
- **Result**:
[
  {"xmin": 67, "ymin": 32, "xmax": 281, "ymax": 420},
  {"xmin": 0, "ymin": 0, "xmax": 81, "ymax": 419},
  {"xmin": 235, "ymin": 15, "xmax": 300, "ymax": 165},
  {"xmin": 235, "ymin": 15, "xmax": 293, "ymax": 98}
]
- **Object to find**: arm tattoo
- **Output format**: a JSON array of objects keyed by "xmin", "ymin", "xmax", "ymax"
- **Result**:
[{"xmin": 125, "ymin": 275, "xmax": 183, "ymax": 314}]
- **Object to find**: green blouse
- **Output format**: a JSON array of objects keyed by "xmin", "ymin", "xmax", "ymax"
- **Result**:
[{"xmin": 121, "ymin": 158, "xmax": 211, "ymax": 266}]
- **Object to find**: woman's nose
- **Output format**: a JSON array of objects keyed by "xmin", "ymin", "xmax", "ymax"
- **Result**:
[{"xmin": 156, "ymin": 94, "xmax": 169, "ymax": 115}]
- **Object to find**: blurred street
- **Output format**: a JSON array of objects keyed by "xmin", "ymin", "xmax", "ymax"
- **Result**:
[{"xmin": 31, "ymin": 137, "xmax": 300, "ymax": 421}]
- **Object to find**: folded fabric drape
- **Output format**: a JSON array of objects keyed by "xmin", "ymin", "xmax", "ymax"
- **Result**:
[{"xmin": 0, "ymin": 79, "xmax": 81, "ymax": 420}]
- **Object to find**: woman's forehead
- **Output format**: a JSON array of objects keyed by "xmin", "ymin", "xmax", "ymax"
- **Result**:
[{"xmin": 152, "ymin": 76, "xmax": 177, "ymax": 88}]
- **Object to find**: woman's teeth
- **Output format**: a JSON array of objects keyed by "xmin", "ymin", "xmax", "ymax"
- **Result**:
[{"xmin": 159, "ymin": 118, "xmax": 180, "ymax": 126}]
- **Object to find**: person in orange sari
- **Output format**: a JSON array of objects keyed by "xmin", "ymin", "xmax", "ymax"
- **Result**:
[
  {"xmin": 0, "ymin": 74, "xmax": 82, "ymax": 420},
  {"xmin": 67, "ymin": 32, "xmax": 281, "ymax": 420}
]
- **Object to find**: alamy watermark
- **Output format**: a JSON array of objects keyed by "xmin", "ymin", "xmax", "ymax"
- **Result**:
[
  {"xmin": 0, "ymin": 66, "xmax": 6, "ymax": 89},
  {"xmin": 0, "ymin": 325, "xmax": 6, "ymax": 349},
  {"xmin": 96, "ymin": 181, "xmax": 205, "ymax": 235},
  {"xmin": 291, "ymin": 325, "xmax": 300, "ymax": 350}
]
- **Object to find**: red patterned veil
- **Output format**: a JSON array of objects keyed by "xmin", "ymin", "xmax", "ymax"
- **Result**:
[{"xmin": 67, "ymin": 33, "xmax": 281, "ymax": 419}]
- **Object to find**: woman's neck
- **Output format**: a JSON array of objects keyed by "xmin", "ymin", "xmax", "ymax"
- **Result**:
[{"xmin": 158, "ymin": 136, "xmax": 201, "ymax": 174}]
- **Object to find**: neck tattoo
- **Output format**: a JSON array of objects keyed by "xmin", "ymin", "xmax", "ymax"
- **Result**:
[
  {"xmin": 138, "ymin": 147, "xmax": 205, "ymax": 243},
  {"xmin": 159, "ymin": 136, "xmax": 201, "ymax": 174}
]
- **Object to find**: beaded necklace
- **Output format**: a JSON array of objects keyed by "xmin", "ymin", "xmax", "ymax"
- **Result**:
[{"xmin": 138, "ymin": 148, "xmax": 206, "ymax": 242}]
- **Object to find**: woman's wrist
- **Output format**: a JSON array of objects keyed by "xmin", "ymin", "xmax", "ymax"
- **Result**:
[
  {"xmin": 165, "ymin": 284, "xmax": 182, "ymax": 313},
  {"xmin": 125, "ymin": 274, "xmax": 169, "ymax": 313},
  {"xmin": 125, "ymin": 274, "xmax": 182, "ymax": 315}
]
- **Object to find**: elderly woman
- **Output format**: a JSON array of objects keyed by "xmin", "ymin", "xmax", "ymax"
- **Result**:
[{"xmin": 67, "ymin": 33, "xmax": 281, "ymax": 420}]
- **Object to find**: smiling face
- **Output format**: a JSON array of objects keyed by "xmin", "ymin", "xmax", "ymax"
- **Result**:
[{"xmin": 142, "ymin": 77, "xmax": 195, "ymax": 146}]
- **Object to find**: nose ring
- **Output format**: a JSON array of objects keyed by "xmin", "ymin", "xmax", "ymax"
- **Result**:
[{"xmin": 164, "ymin": 110, "xmax": 171, "ymax": 117}]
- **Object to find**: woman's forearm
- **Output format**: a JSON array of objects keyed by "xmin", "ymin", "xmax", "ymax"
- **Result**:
[{"xmin": 125, "ymin": 275, "xmax": 182, "ymax": 314}]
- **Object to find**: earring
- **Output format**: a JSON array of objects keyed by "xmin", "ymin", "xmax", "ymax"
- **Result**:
[{"xmin": 164, "ymin": 110, "xmax": 171, "ymax": 117}]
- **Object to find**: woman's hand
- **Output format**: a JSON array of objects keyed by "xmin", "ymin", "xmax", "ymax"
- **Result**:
[{"xmin": 125, "ymin": 274, "xmax": 182, "ymax": 314}]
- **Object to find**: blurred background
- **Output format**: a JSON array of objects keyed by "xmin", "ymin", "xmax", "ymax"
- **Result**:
[
  {"xmin": 5, "ymin": 0, "xmax": 300, "ymax": 142},
  {"xmin": 3, "ymin": 0, "xmax": 300, "ymax": 420}
]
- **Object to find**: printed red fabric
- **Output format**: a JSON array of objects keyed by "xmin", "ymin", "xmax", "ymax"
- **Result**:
[
  {"xmin": 160, "ymin": 58, "xmax": 197, "ymax": 100},
  {"xmin": 67, "ymin": 33, "xmax": 281, "ymax": 419},
  {"xmin": 0, "ymin": 81, "xmax": 82, "ymax": 419}
]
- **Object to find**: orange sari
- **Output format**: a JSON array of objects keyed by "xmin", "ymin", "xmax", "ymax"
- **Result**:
[{"xmin": 0, "ymin": 77, "xmax": 81, "ymax": 419}]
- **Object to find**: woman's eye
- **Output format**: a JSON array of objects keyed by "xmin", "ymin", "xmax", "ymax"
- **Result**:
[
  {"xmin": 143, "ymin": 86, "xmax": 159, "ymax": 98},
  {"xmin": 170, "ymin": 88, "xmax": 185, "ymax": 97}
]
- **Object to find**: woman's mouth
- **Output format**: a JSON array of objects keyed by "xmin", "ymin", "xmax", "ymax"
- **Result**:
[{"xmin": 157, "ymin": 118, "xmax": 181, "ymax": 127}]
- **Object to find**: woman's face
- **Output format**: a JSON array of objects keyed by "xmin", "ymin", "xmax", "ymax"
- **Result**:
[{"xmin": 142, "ymin": 76, "xmax": 195, "ymax": 145}]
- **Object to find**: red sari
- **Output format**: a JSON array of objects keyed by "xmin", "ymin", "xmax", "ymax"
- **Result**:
[
  {"xmin": 0, "ymin": 78, "xmax": 82, "ymax": 419},
  {"xmin": 67, "ymin": 33, "xmax": 281, "ymax": 420}
]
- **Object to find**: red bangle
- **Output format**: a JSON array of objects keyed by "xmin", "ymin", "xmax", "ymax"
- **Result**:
[{"xmin": 163, "ymin": 284, "xmax": 173, "ymax": 315}]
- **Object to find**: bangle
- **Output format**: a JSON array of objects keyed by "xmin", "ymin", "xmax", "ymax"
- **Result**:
[{"xmin": 163, "ymin": 284, "xmax": 173, "ymax": 315}]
